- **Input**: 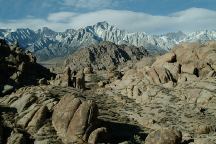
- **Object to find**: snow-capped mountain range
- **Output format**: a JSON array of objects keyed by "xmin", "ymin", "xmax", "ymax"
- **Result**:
[{"xmin": 0, "ymin": 21, "xmax": 216, "ymax": 60}]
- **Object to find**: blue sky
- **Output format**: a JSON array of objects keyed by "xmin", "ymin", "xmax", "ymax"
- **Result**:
[{"xmin": 0, "ymin": 0, "xmax": 216, "ymax": 34}]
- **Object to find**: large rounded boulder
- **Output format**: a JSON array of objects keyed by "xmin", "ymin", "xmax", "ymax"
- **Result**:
[{"xmin": 52, "ymin": 95, "xmax": 106, "ymax": 143}]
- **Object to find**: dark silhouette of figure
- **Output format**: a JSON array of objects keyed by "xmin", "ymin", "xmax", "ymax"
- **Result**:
[
  {"xmin": 72, "ymin": 70, "xmax": 77, "ymax": 88},
  {"xmin": 76, "ymin": 70, "xmax": 85, "ymax": 90},
  {"xmin": 64, "ymin": 67, "xmax": 72, "ymax": 86}
]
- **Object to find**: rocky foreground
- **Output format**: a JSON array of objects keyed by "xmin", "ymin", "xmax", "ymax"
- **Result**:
[
  {"xmin": 0, "ymin": 41, "xmax": 216, "ymax": 144},
  {"xmin": 109, "ymin": 41, "xmax": 216, "ymax": 143}
]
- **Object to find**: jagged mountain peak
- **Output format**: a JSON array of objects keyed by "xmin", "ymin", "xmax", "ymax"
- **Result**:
[
  {"xmin": 38, "ymin": 27, "xmax": 54, "ymax": 32},
  {"xmin": 95, "ymin": 21, "xmax": 110, "ymax": 27},
  {"xmin": 164, "ymin": 31, "xmax": 186, "ymax": 36},
  {"xmin": 181, "ymin": 30, "xmax": 216, "ymax": 42},
  {"xmin": 64, "ymin": 29, "xmax": 76, "ymax": 33},
  {"xmin": 163, "ymin": 31, "xmax": 187, "ymax": 41},
  {"xmin": 16, "ymin": 28, "xmax": 32, "ymax": 31},
  {"xmin": 92, "ymin": 21, "xmax": 122, "ymax": 32},
  {"xmin": 37, "ymin": 27, "xmax": 57, "ymax": 37}
]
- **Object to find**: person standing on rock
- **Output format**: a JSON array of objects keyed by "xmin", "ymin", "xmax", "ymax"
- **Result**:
[
  {"xmin": 63, "ymin": 66, "xmax": 72, "ymax": 87},
  {"xmin": 76, "ymin": 69, "xmax": 85, "ymax": 90},
  {"xmin": 71, "ymin": 70, "xmax": 77, "ymax": 88}
]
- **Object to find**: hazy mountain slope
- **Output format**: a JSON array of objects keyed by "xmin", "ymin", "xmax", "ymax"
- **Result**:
[{"xmin": 64, "ymin": 41, "xmax": 149, "ymax": 70}]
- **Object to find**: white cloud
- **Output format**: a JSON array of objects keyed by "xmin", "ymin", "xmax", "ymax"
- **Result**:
[
  {"xmin": 62, "ymin": 0, "xmax": 118, "ymax": 9},
  {"xmin": 48, "ymin": 12, "xmax": 78, "ymax": 22},
  {"xmin": 0, "ymin": 19, "xmax": 69, "ymax": 31},
  {"xmin": 0, "ymin": 8, "xmax": 216, "ymax": 34}
]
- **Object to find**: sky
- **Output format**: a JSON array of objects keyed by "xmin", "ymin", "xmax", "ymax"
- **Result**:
[{"xmin": 0, "ymin": 0, "xmax": 215, "ymax": 34}]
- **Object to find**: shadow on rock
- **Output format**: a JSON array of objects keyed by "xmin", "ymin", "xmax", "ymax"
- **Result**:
[
  {"xmin": 99, "ymin": 119, "xmax": 147, "ymax": 143},
  {"xmin": 0, "ymin": 105, "xmax": 17, "ymax": 113}
]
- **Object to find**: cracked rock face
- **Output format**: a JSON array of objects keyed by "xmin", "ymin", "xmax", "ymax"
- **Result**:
[{"xmin": 52, "ymin": 95, "xmax": 106, "ymax": 143}]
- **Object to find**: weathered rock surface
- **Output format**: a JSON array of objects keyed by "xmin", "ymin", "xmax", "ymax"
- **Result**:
[
  {"xmin": 52, "ymin": 95, "xmax": 104, "ymax": 143},
  {"xmin": 52, "ymin": 96, "xmax": 82, "ymax": 137},
  {"xmin": 0, "ymin": 86, "xmax": 60, "ymax": 143},
  {"xmin": 27, "ymin": 105, "xmax": 49, "ymax": 134},
  {"xmin": 7, "ymin": 131, "xmax": 26, "ymax": 144},
  {"xmin": 84, "ymin": 66, "xmax": 93, "ymax": 74},
  {"xmin": 145, "ymin": 128, "xmax": 182, "ymax": 144},
  {"xmin": 88, "ymin": 127, "xmax": 107, "ymax": 144},
  {"xmin": 10, "ymin": 93, "xmax": 36, "ymax": 113},
  {"xmin": 146, "ymin": 66, "xmax": 174, "ymax": 84},
  {"xmin": 152, "ymin": 52, "xmax": 176, "ymax": 66}
]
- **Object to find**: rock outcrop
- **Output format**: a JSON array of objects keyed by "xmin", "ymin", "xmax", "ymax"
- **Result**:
[
  {"xmin": 108, "ymin": 41, "xmax": 216, "ymax": 143},
  {"xmin": 145, "ymin": 128, "xmax": 182, "ymax": 144},
  {"xmin": 64, "ymin": 41, "xmax": 149, "ymax": 71},
  {"xmin": 7, "ymin": 131, "xmax": 26, "ymax": 144},
  {"xmin": 0, "ymin": 85, "xmax": 108, "ymax": 143},
  {"xmin": 145, "ymin": 41, "xmax": 216, "ymax": 85},
  {"xmin": 0, "ymin": 39, "xmax": 55, "ymax": 96},
  {"xmin": 0, "ymin": 86, "xmax": 59, "ymax": 142},
  {"xmin": 52, "ymin": 95, "xmax": 106, "ymax": 143}
]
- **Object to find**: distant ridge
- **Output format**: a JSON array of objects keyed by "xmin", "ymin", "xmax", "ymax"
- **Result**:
[{"xmin": 1, "ymin": 21, "xmax": 216, "ymax": 60}]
